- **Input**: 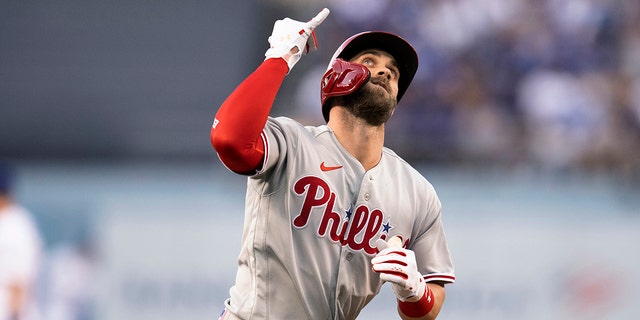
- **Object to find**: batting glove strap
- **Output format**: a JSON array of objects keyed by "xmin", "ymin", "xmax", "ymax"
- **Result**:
[
  {"xmin": 398, "ymin": 285, "xmax": 435, "ymax": 318},
  {"xmin": 393, "ymin": 275, "xmax": 426, "ymax": 302}
]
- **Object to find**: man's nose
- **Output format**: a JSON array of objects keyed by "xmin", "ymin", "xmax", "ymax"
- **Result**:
[{"xmin": 376, "ymin": 68, "xmax": 391, "ymax": 79}]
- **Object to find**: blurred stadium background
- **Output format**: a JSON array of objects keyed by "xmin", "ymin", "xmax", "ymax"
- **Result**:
[{"xmin": 2, "ymin": 0, "xmax": 639, "ymax": 319}]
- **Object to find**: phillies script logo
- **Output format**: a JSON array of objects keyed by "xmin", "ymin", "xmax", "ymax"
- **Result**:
[{"xmin": 292, "ymin": 176, "xmax": 383, "ymax": 255}]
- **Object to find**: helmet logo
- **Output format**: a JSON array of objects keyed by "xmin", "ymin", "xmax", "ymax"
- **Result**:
[{"xmin": 320, "ymin": 59, "xmax": 370, "ymax": 120}]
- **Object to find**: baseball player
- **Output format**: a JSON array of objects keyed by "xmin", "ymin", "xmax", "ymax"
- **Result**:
[
  {"xmin": 210, "ymin": 8, "xmax": 455, "ymax": 320},
  {"xmin": 0, "ymin": 163, "xmax": 43, "ymax": 320}
]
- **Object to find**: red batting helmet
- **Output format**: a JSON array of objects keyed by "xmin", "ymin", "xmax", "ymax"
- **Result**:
[{"xmin": 320, "ymin": 31, "xmax": 419, "ymax": 122}]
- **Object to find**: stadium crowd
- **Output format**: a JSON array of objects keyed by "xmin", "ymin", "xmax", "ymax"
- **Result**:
[{"xmin": 288, "ymin": 0, "xmax": 640, "ymax": 179}]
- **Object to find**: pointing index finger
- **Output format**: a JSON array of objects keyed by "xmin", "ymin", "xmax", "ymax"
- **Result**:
[{"xmin": 308, "ymin": 8, "xmax": 330, "ymax": 30}]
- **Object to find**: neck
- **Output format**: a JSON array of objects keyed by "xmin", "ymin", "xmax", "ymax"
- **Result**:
[{"xmin": 327, "ymin": 107, "xmax": 385, "ymax": 171}]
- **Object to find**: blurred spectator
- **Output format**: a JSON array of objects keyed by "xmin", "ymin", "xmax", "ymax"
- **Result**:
[
  {"xmin": 290, "ymin": 0, "xmax": 640, "ymax": 177},
  {"xmin": 40, "ymin": 238, "xmax": 96, "ymax": 320},
  {"xmin": 0, "ymin": 164, "xmax": 43, "ymax": 320},
  {"xmin": 516, "ymin": 69, "xmax": 606, "ymax": 170}
]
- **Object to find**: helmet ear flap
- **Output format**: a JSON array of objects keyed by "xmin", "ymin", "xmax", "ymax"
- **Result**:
[{"xmin": 320, "ymin": 59, "xmax": 370, "ymax": 121}]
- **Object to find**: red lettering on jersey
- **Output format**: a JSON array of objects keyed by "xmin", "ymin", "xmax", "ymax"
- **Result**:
[
  {"xmin": 293, "ymin": 176, "xmax": 382, "ymax": 254},
  {"xmin": 318, "ymin": 193, "xmax": 349, "ymax": 242},
  {"xmin": 346, "ymin": 207, "xmax": 383, "ymax": 254},
  {"xmin": 293, "ymin": 176, "xmax": 331, "ymax": 228}
]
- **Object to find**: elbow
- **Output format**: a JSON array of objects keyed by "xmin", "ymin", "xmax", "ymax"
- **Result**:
[
  {"xmin": 210, "ymin": 128, "xmax": 263, "ymax": 173},
  {"xmin": 210, "ymin": 127, "xmax": 232, "ymax": 155},
  {"xmin": 210, "ymin": 122, "xmax": 243, "ymax": 157},
  {"xmin": 210, "ymin": 130, "xmax": 243, "ymax": 165}
]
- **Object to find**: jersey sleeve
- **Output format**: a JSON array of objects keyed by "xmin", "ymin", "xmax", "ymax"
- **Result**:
[
  {"xmin": 249, "ymin": 117, "xmax": 300, "ymax": 181},
  {"xmin": 210, "ymin": 58, "xmax": 289, "ymax": 174},
  {"xmin": 410, "ymin": 185, "xmax": 456, "ymax": 284}
]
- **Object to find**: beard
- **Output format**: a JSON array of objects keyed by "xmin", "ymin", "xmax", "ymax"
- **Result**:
[{"xmin": 334, "ymin": 79, "xmax": 398, "ymax": 126}]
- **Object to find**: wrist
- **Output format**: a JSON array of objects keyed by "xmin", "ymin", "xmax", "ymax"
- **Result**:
[
  {"xmin": 398, "ymin": 285, "xmax": 435, "ymax": 318},
  {"xmin": 394, "ymin": 272, "xmax": 425, "ymax": 302}
]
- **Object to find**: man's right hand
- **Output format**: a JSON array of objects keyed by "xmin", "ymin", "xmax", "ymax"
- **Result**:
[{"xmin": 264, "ymin": 8, "xmax": 330, "ymax": 73}]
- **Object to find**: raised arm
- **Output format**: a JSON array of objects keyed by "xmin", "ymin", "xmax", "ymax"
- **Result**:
[{"xmin": 210, "ymin": 9, "xmax": 330, "ymax": 174}]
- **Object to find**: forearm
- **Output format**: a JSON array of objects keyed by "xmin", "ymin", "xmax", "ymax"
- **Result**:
[
  {"xmin": 211, "ymin": 9, "xmax": 328, "ymax": 173},
  {"xmin": 398, "ymin": 283, "xmax": 446, "ymax": 320},
  {"xmin": 210, "ymin": 58, "xmax": 288, "ymax": 173}
]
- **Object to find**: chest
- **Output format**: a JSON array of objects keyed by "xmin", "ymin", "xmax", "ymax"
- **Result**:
[{"xmin": 287, "ymin": 157, "xmax": 418, "ymax": 256}]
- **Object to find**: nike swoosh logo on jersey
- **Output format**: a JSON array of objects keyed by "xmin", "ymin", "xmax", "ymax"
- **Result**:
[{"xmin": 320, "ymin": 162, "xmax": 343, "ymax": 171}]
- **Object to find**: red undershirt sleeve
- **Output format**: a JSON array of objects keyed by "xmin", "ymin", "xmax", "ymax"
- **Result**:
[{"xmin": 210, "ymin": 58, "xmax": 289, "ymax": 174}]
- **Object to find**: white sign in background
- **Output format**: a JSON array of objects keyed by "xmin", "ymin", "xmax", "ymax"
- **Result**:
[
  {"xmin": 96, "ymin": 203, "xmax": 640, "ymax": 320},
  {"xmin": 96, "ymin": 201, "xmax": 243, "ymax": 320}
]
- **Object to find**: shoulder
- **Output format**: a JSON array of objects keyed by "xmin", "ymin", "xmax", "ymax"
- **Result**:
[
  {"xmin": 266, "ymin": 116, "xmax": 331, "ymax": 139},
  {"xmin": 0, "ymin": 205, "xmax": 41, "ymax": 243},
  {"xmin": 0, "ymin": 204, "xmax": 33, "ymax": 226},
  {"xmin": 381, "ymin": 148, "xmax": 439, "ymax": 200},
  {"xmin": 254, "ymin": 117, "xmax": 333, "ymax": 179},
  {"xmin": 382, "ymin": 148, "xmax": 432, "ymax": 185}
]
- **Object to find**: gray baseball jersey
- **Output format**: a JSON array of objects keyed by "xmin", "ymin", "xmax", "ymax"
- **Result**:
[{"xmin": 224, "ymin": 116, "xmax": 455, "ymax": 320}]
